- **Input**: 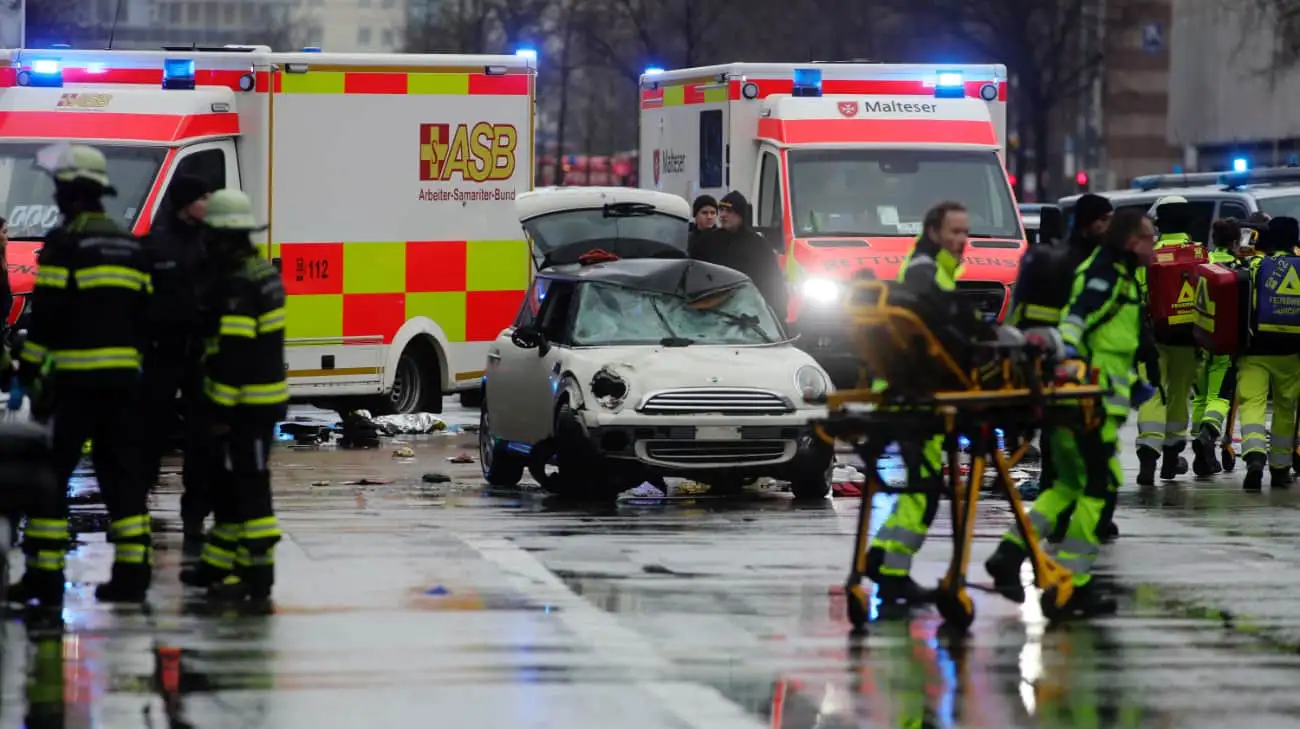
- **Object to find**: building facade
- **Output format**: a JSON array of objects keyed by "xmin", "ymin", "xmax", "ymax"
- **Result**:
[{"xmin": 1168, "ymin": 0, "xmax": 1300, "ymax": 170}]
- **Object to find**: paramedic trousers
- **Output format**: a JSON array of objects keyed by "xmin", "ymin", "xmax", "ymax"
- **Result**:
[
  {"xmin": 1192, "ymin": 353, "xmax": 1234, "ymax": 436},
  {"xmin": 1235, "ymin": 355, "xmax": 1300, "ymax": 470},
  {"xmin": 1135, "ymin": 345, "xmax": 1198, "ymax": 453},
  {"xmin": 25, "ymin": 386, "xmax": 150, "ymax": 598},
  {"xmin": 139, "ymin": 339, "xmax": 211, "ymax": 528},
  {"xmin": 1000, "ymin": 417, "xmax": 1122, "ymax": 588},
  {"xmin": 200, "ymin": 418, "xmax": 282, "ymax": 597},
  {"xmin": 868, "ymin": 435, "xmax": 943, "ymax": 577}
]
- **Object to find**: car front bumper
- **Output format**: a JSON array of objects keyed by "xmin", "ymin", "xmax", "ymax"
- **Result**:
[{"xmin": 580, "ymin": 410, "xmax": 827, "ymax": 474}]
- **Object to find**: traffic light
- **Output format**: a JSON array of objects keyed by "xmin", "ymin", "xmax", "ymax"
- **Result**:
[{"xmin": 1075, "ymin": 170, "xmax": 1089, "ymax": 192}]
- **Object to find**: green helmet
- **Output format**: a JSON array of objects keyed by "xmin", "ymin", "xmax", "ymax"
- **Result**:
[
  {"xmin": 48, "ymin": 144, "xmax": 115, "ymax": 194},
  {"xmin": 203, "ymin": 189, "xmax": 264, "ymax": 231}
]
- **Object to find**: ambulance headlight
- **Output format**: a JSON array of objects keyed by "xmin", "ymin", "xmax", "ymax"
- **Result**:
[
  {"xmin": 802, "ymin": 277, "xmax": 842, "ymax": 303},
  {"xmin": 795, "ymin": 365, "xmax": 830, "ymax": 403}
]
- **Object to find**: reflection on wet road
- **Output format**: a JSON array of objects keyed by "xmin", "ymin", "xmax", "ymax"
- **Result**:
[{"xmin": 4, "ymin": 408, "xmax": 1300, "ymax": 727}]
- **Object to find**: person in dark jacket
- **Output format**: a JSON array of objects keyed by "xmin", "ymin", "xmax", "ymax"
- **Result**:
[
  {"xmin": 689, "ymin": 194, "xmax": 717, "ymax": 232},
  {"xmin": 687, "ymin": 190, "xmax": 789, "ymax": 320},
  {"xmin": 140, "ymin": 175, "xmax": 214, "ymax": 541}
]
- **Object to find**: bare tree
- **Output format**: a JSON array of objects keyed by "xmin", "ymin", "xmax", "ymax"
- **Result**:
[
  {"xmin": 579, "ymin": 0, "xmax": 739, "ymax": 83},
  {"xmin": 20, "ymin": 0, "xmax": 87, "ymax": 48},
  {"xmin": 1237, "ymin": 0, "xmax": 1300, "ymax": 72},
  {"xmin": 403, "ymin": 0, "xmax": 498, "ymax": 53}
]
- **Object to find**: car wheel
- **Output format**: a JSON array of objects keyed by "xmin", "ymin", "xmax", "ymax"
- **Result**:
[
  {"xmin": 459, "ymin": 388, "xmax": 484, "ymax": 408},
  {"xmin": 790, "ymin": 437, "xmax": 834, "ymax": 500},
  {"xmin": 548, "ymin": 403, "xmax": 619, "ymax": 500},
  {"xmin": 479, "ymin": 401, "xmax": 524, "ymax": 487}
]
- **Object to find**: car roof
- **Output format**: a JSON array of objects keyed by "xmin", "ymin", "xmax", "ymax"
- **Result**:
[
  {"xmin": 515, "ymin": 186, "xmax": 692, "ymax": 221},
  {"xmin": 1057, "ymin": 187, "xmax": 1253, "ymax": 207},
  {"xmin": 539, "ymin": 256, "xmax": 751, "ymax": 297}
]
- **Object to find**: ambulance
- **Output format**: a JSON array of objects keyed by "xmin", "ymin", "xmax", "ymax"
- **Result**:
[
  {"xmin": 638, "ymin": 63, "xmax": 1023, "ymax": 384},
  {"xmin": 0, "ymin": 45, "xmax": 535, "ymax": 414}
]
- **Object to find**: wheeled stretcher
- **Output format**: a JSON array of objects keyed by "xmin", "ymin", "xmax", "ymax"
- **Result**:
[{"xmin": 811, "ymin": 280, "xmax": 1107, "ymax": 632}]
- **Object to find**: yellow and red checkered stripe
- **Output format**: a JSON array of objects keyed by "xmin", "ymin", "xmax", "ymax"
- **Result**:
[
  {"xmin": 272, "ymin": 240, "xmax": 529, "ymax": 343},
  {"xmin": 275, "ymin": 69, "xmax": 530, "ymax": 96}
]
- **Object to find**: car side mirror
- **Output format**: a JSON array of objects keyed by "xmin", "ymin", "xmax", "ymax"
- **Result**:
[
  {"xmin": 1037, "ymin": 206, "xmax": 1065, "ymax": 245},
  {"xmin": 511, "ymin": 325, "xmax": 550, "ymax": 356}
]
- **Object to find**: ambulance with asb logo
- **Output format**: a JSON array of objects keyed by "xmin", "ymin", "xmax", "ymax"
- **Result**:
[
  {"xmin": 0, "ymin": 45, "xmax": 536, "ymax": 413},
  {"xmin": 638, "ymin": 62, "xmax": 1024, "ymax": 385}
]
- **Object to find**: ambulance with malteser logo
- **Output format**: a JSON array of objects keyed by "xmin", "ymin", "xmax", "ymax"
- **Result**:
[{"xmin": 0, "ymin": 45, "xmax": 535, "ymax": 413}]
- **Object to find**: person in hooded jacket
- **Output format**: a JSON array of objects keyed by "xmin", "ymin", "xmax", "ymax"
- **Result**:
[
  {"xmin": 687, "ymin": 190, "xmax": 789, "ymax": 320},
  {"xmin": 688, "ymin": 194, "xmax": 717, "ymax": 233},
  {"xmin": 139, "ymin": 175, "xmax": 214, "ymax": 540}
]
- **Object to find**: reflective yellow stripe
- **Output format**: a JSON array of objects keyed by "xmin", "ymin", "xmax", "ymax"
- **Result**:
[
  {"xmin": 258, "ymin": 307, "xmax": 286, "ymax": 333},
  {"xmin": 29, "ymin": 549, "xmax": 65, "ymax": 572},
  {"xmin": 109, "ymin": 514, "xmax": 150, "ymax": 539},
  {"xmin": 19, "ymin": 340, "xmax": 48, "ymax": 365},
  {"xmin": 114, "ymin": 542, "xmax": 150, "ymax": 564},
  {"xmin": 239, "ymin": 381, "xmax": 289, "ymax": 405},
  {"xmin": 25, "ymin": 518, "xmax": 68, "ymax": 542},
  {"xmin": 204, "ymin": 377, "xmax": 240, "ymax": 406},
  {"xmin": 200, "ymin": 543, "xmax": 236, "ymax": 570},
  {"xmin": 242, "ymin": 516, "xmax": 281, "ymax": 541},
  {"xmin": 35, "ymin": 265, "xmax": 68, "ymax": 288},
  {"xmin": 74, "ymin": 265, "xmax": 150, "ymax": 291},
  {"xmin": 1024, "ymin": 303, "xmax": 1061, "ymax": 322},
  {"xmin": 54, "ymin": 347, "xmax": 140, "ymax": 371},
  {"xmin": 235, "ymin": 546, "xmax": 275, "ymax": 567},
  {"xmin": 204, "ymin": 337, "xmax": 219, "ymax": 357},
  {"xmin": 209, "ymin": 522, "xmax": 242, "ymax": 542},
  {"xmin": 219, "ymin": 314, "xmax": 257, "ymax": 338}
]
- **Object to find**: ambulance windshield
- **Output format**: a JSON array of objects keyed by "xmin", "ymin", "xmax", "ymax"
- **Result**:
[
  {"xmin": 787, "ymin": 149, "xmax": 1021, "ymax": 241},
  {"xmin": 0, "ymin": 143, "xmax": 165, "ymax": 238}
]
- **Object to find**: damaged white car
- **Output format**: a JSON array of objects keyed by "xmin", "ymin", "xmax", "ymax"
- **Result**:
[{"xmin": 478, "ymin": 189, "xmax": 833, "ymax": 499}]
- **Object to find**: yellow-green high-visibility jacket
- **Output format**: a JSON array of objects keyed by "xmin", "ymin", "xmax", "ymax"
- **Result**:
[{"xmin": 202, "ymin": 254, "xmax": 288, "ymax": 422}]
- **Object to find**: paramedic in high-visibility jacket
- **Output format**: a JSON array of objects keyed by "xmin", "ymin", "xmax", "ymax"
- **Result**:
[
  {"xmin": 1190, "ymin": 218, "xmax": 1248, "ymax": 475},
  {"xmin": 185, "ymin": 189, "xmax": 288, "ymax": 605},
  {"xmin": 13, "ymin": 144, "xmax": 154, "ymax": 610},
  {"xmin": 985, "ymin": 210, "xmax": 1156, "ymax": 616},
  {"xmin": 864, "ymin": 200, "xmax": 971, "ymax": 607},
  {"xmin": 1235, "ymin": 216, "xmax": 1300, "ymax": 491},
  {"xmin": 1134, "ymin": 196, "xmax": 1201, "ymax": 485}
]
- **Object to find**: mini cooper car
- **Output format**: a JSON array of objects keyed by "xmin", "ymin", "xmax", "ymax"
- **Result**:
[{"xmin": 478, "ymin": 187, "xmax": 834, "ymax": 499}]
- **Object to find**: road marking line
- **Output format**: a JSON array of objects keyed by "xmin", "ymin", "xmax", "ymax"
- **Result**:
[{"xmin": 460, "ymin": 536, "xmax": 767, "ymax": 729}]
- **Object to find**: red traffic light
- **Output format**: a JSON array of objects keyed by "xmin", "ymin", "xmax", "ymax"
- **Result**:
[
  {"xmin": 1008, "ymin": 173, "xmax": 1018, "ymax": 187},
  {"xmin": 1075, "ymin": 170, "xmax": 1089, "ymax": 185}
]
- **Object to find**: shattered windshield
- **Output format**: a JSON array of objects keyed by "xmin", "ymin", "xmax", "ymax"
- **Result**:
[
  {"xmin": 0, "ymin": 142, "xmax": 165, "ymax": 238},
  {"xmin": 788, "ymin": 148, "xmax": 1021, "ymax": 241},
  {"xmin": 572, "ymin": 281, "xmax": 783, "ymax": 346},
  {"xmin": 524, "ymin": 206, "xmax": 689, "ymax": 266}
]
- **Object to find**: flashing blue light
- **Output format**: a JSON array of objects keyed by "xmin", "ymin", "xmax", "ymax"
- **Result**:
[
  {"xmin": 515, "ymin": 48, "xmax": 537, "ymax": 61},
  {"xmin": 49, "ymin": 44, "xmax": 70, "ymax": 49},
  {"xmin": 1172, "ymin": 165, "xmax": 1183, "ymax": 173},
  {"xmin": 30, "ymin": 60, "xmax": 59, "ymax": 75},
  {"xmin": 162, "ymin": 58, "xmax": 196, "ymax": 90},
  {"xmin": 644, "ymin": 66, "xmax": 664, "ymax": 76},
  {"xmin": 21, "ymin": 59, "xmax": 63, "ymax": 87},
  {"xmin": 1233, "ymin": 157, "xmax": 1249, "ymax": 172},
  {"xmin": 792, "ymin": 67, "xmax": 822, "ymax": 97},
  {"xmin": 302, "ymin": 46, "xmax": 322, "ymax": 53},
  {"xmin": 935, "ymin": 70, "xmax": 964, "ymax": 99}
]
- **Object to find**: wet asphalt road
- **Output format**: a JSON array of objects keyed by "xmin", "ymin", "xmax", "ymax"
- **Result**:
[{"xmin": 3, "ymin": 401, "xmax": 1300, "ymax": 727}]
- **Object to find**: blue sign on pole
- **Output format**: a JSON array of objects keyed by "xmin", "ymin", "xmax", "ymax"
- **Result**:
[{"xmin": 1142, "ymin": 22, "xmax": 1164, "ymax": 53}]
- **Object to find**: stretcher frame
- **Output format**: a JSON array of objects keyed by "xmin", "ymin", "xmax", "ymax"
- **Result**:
[{"xmin": 812, "ymin": 281, "xmax": 1106, "ymax": 633}]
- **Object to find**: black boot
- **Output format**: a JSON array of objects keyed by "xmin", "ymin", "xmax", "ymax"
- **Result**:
[
  {"xmin": 95, "ymin": 562, "xmax": 151, "ymax": 603},
  {"xmin": 1160, "ymin": 445, "xmax": 1185, "ymax": 480},
  {"xmin": 865, "ymin": 547, "xmax": 935, "ymax": 607},
  {"xmin": 1243, "ymin": 453, "xmax": 1266, "ymax": 492},
  {"xmin": 984, "ymin": 541, "xmax": 1027, "ymax": 603},
  {"xmin": 1192, "ymin": 427, "xmax": 1222, "ymax": 476},
  {"xmin": 1293, "ymin": 450, "xmax": 1300, "ymax": 477},
  {"xmin": 1137, "ymin": 447, "xmax": 1160, "ymax": 486},
  {"xmin": 1272, "ymin": 467, "xmax": 1293, "ymax": 489},
  {"xmin": 180, "ymin": 561, "xmax": 227, "ymax": 589},
  {"xmin": 8, "ymin": 570, "xmax": 64, "ymax": 611}
]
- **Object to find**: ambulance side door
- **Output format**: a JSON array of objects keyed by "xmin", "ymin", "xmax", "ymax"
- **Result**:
[
  {"xmin": 149, "ymin": 140, "xmax": 241, "ymax": 229},
  {"xmin": 753, "ymin": 146, "xmax": 786, "ymax": 255}
]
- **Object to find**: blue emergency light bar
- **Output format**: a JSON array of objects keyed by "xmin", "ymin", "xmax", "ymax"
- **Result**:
[
  {"xmin": 1130, "ymin": 171, "xmax": 1222, "ymax": 191},
  {"xmin": 1218, "ymin": 166, "xmax": 1300, "ymax": 189},
  {"xmin": 792, "ymin": 68, "xmax": 821, "ymax": 97},
  {"xmin": 515, "ymin": 48, "xmax": 537, "ymax": 62},
  {"xmin": 18, "ymin": 59, "xmax": 63, "ymax": 87},
  {"xmin": 935, "ymin": 70, "xmax": 963, "ymax": 98},
  {"xmin": 302, "ymin": 47, "xmax": 322, "ymax": 52},
  {"xmin": 643, "ymin": 66, "xmax": 664, "ymax": 76},
  {"xmin": 162, "ymin": 58, "xmax": 196, "ymax": 90}
]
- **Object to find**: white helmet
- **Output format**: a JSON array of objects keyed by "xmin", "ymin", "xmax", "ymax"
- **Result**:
[
  {"xmin": 203, "ymin": 189, "xmax": 264, "ymax": 231},
  {"xmin": 1147, "ymin": 194, "xmax": 1188, "ymax": 217},
  {"xmin": 37, "ymin": 144, "xmax": 115, "ymax": 194}
]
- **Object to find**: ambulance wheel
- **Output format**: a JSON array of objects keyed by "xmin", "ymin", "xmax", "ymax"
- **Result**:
[
  {"xmin": 1222, "ymin": 448, "xmax": 1236, "ymax": 472},
  {"xmin": 374, "ymin": 338, "xmax": 440, "ymax": 415},
  {"xmin": 936, "ymin": 589, "xmax": 975, "ymax": 631},
  {"xmin": 479, "ymin": 399, "xmax": 523, "ymax": 487}
]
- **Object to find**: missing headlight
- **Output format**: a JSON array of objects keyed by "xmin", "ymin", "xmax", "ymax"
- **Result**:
[{"xmin": 591, "ymin": 366, "xmax": 628, "ymax": 408}]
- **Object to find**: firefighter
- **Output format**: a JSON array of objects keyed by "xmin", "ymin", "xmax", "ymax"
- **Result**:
[
  {"xmin": 139, "ymin": 175, "xmax": 214, "ymax": 540},
  {"xmin": 864, "ymin": 200, "xmax": 972, "ymax": 606},
  {"xmin": 1007, "ymin": 194, "xmax": 1118, "ymax": 541},
  {"xmin": 1235, "ymin": 216, "xmax": 1300, "ymax": 491},
  {"xmin": 13, "ymin": 145, "xmax": 153, "ymax": 608},
  {"xmin": 181, "ymin": 189, "xmax": 287, "ymax": 604},
  {"xmin": 986, "ymin": 210, "xmax": 1156, "ymax": 614},
  {"xmin": 1190, "ymin": 218, "xmax": 1246, "ymax": 475},
  {"xmin": 1134, "ymin": 196, "xmax": 1200, "ymax": 485}
]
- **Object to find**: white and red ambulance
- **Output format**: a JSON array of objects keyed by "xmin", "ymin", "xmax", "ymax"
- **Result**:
[
  {"xmin": 0, "ymin": 45, "xmax": 536, "ymax": 413},
  {"xmin": 638, "ymin": 63, "xmax": 1023, "ymax": 384}
]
